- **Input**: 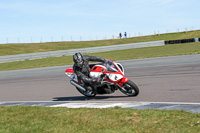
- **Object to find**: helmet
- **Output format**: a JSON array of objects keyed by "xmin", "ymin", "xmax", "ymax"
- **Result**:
[{"xmin": 73, "ymin": 53, "xmax": 84, "ymax": 67}]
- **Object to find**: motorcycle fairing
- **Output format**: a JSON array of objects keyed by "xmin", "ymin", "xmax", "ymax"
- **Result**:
[
  {"xmin": 106, "ymin": 73, "xmax": 123, "ymax": 82},
  {"xmin": 118, "ymin": 77, "xmax": 129, "ymax": 87},
  {"xmin": 65, "ymin": 68, "xmax": 78, "ymax": 83},
  {"xmin": 90, "ymin": 64, "xmax": 124, "ymax": 83},
  {"xmin": 90, "ymin": 65, "xmax": 106, "ymax": 78}
]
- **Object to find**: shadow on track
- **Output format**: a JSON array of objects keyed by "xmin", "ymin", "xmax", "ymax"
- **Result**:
[{"xmin": 52, "ymin": 95, "xmax": 127, "ymax": 101}]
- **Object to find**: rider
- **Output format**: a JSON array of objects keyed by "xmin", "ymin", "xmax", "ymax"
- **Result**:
[{"xmin": 73, "ymin": 52, "xmax": 106, "ymax": 85}]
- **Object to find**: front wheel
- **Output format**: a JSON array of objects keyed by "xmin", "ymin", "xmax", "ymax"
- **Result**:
[{"xmin": 119, "ymin": 80, "xmax": 139, "ymax": 96}]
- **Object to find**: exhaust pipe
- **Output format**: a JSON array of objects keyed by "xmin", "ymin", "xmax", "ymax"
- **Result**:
[{"xmin": 70, "ymin": 80, "xmax": 86, "ymax": 92}]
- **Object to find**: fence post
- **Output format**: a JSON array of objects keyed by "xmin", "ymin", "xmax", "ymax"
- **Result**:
[
  {"xmin": 51, "ymin": 37, "xmax": 53, "ymax": 42},
  {"xmin": 185, "ymin": 28, "xmax": 187, "ymax": 33}
]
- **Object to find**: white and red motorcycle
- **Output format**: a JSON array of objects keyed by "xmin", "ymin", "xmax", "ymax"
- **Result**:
[{"xmin": 65, "ymin": 60, "xmax": 139, "ymax": 97}]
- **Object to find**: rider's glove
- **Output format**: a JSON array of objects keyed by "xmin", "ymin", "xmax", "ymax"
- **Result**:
[{"xmin": 92, "ymin": 78, "xmax": 98, "ymax": 83}]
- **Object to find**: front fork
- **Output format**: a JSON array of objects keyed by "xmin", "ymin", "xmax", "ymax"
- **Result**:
[{"xmin": 115, "ymin": 77, "xmax": 129, "ymax": 92}]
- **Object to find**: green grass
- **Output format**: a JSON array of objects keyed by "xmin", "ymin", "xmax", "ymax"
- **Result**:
[
  {"xmin": 0, "ymin": 30, "xmax": 200, "ymax": 56},
  {"xmin": 0, "ymin": 106, "xmax": 199, "ymax": 133},
  {"xmin": 0, "ymin": 42, "xmax": 200, "ymax": 71}
]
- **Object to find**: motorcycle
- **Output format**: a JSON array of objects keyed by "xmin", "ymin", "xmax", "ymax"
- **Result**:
[{"xmin": 65, "ymin": 59, "xmax": 139, "ymax": 97}]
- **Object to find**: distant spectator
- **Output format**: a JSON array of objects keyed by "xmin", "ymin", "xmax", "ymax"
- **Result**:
[
  {"xmin": 124, "ymin": 32, "xmax": 127, "ymax": 38},
  {"xmin": 119, "ymin": 33, "xmax": 122, "ymax": 39}
]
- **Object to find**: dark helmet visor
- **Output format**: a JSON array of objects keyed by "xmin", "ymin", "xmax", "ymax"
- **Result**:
[{"xmin": 73, "ymin": 53, "xmax": 84, "ymax": 65}]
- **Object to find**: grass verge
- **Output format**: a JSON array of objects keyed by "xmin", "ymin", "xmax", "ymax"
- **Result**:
[
  {"xmin": 0, "ymin": 42, "xmax": 200, "ymax": 71},
  {"xmin": 0, "ymin": 106, "xmax": 199, "ymax": 133},
  {"xmin": 0, "ymin": 30, "xmax": 200, "ymax": 56}
]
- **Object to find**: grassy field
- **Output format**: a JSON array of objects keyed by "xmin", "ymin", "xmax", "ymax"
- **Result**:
[
  {"xmin": 0, "ymin": 30, "xmax": 200, "ymax": 56},
  {"xmin": 0, "ymin": 106, "xmax": 199, "ymax": 133},
  {"xmin": 0, "ymin": 42, "xmax": 200, "ymax": 71}
]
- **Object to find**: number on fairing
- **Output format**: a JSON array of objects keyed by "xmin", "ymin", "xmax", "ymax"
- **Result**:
[{"xmin": 108, "ymin": 74, "xmax": 123, "ymax": 81}]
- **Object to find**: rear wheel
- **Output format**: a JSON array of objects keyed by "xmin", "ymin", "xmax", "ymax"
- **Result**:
[{"xmin": 119, "ymin": 80, "xmax": 139, "ymax": 96}]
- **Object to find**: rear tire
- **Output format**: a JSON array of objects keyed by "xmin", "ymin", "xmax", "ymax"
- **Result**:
[{"xmin": 119, "ymin": 80, "xmax": 139, "ymax": 96}]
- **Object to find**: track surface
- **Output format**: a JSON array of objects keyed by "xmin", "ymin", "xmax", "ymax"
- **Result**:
[{"xmin": 0, "ymin": 54, "xmax": 200, "ymax": 103}]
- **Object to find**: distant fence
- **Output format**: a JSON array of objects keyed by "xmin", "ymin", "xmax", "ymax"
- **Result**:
[
  {"xmin": 0, "ymin": 40, "xmax": 165, "ymax": 63},
  {"xmin": 1, "ymin": 28, "xmax": 198, "ymax": 44}
]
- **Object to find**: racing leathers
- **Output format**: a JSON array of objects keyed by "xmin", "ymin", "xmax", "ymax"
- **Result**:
[{"xmin": 73, "ymin": 55, "xmax": 105, "ymax": 84}]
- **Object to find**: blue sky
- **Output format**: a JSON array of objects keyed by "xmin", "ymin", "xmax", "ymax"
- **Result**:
[{"xmin": 0, "ymin": 0, "xmax": 199, "ymax": 43}]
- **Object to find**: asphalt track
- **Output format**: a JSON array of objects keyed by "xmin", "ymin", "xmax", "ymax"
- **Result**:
[{"xmin": 0, "ymin": 54, "xmax": 200, "ymax": 113}]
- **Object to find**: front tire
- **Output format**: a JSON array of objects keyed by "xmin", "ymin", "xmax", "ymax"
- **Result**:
[{"xmin": 119, "ymin": 80, "xmax": 139, "ymax": 96}]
